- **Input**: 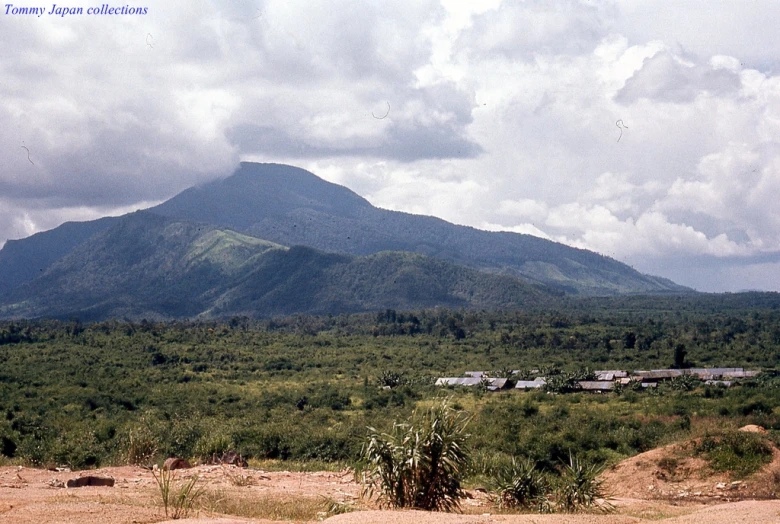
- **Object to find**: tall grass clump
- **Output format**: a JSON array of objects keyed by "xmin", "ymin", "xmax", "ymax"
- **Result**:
[
  {"xmin": 359, "ymin": 399, "xmax": 471, "ymax": 511},
  {"xmin": 152, "ymin": 467, "xmax": 205, "ymax": 519},
  {"xmin": 491, "ymin": 457, "xmax": 551, "ymax": 512},
  {"xmin": 556, "ymin": 454, "xmax": 612, "ymax": 513}
]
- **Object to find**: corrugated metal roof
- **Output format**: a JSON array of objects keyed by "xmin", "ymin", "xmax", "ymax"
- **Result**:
[
  {"xmin": 578, "ymin": 381, "xmax": 614, "ymax": 391},
  {"xmin": 722, "ymin": 370, "xmax": 759, "ymax": 378},
  {"xmin": 595, "ymin": 370, "xmax": 628, "ymax": 378},
  {"xmin": 515, "ymin": 380, "xmax": 545, "ymax": 389},
  {"xmin": 687, "ymin": 368, "xmax": 744, "ymax": 378},
  {"xmin": 464, "ymin": 371, "xmax": 485, "ymax": 378},
  {"xmin": 688, "ymin": 367, "xmax": 742, "ymax": 375},
  {"xmin": 439, "ymin": 377, "xmax": 480, "ymax": 386},
  {"xmin": 435, "ymin": 377, "xmax": 483, "ymax": 387},
  {"xmin": 705, "ymin": 380, "xmax": 732, "ymax": 387},
  {"xmin": 435, "ymin": 377, "xmax": 508, "ymax": 390},
  {"xmin": 633, "ymin": 370, "xmax": 683, "ymax": 380}
]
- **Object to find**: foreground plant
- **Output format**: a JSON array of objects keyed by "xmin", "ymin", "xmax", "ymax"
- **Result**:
[
  {"xmin": 321, "ymin": 496, "xmax": 355, "ymax": 516},
  {"xmin": 492, "ymin": 457, "xmax": 551, "ymax": 512},
  {"xmin": 152, "ymin": 467, "xmax": 205, "ymax": 519},
  {"xmin": 556, "ymin": 454, "xmax": 612, "ymax": 513},
  {"xmin": 359, "ymin": 399, "xmax": 471, "ymax": 511}
]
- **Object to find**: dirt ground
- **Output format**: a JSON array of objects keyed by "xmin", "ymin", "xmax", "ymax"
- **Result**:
[
  {"xmin": 1, "ymin": 461, "xmax": 779, "ymax": 524},
  {"xmin": 601, "ymin": 428, "xmax": 780, "ymax": 501}
]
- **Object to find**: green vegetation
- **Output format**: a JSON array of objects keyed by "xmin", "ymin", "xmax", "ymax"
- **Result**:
[
  {"xmin": 359, "ymin": 400, "xmax": 471, "ymax": 511},
  {"xmin": 556, "ymin": 454, "xmax": 611, "ymax": 512},
  {"xmin": 0, "ymin": 212, "xmax": 557, "ymax": 320},
  {"xmin": 0, "ymin": 301, "xmax": 778, "ymax": 487},
  {"xmin": 693, "ymin": 431, "xmax": 774, "ymax": 478},
  {"xmin": 491, "ymin": 457, "xmax": 551, "ymax": 511}
]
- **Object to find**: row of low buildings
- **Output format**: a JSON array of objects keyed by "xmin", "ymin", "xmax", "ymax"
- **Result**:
[{"xmin": 434, "ymin": 368, "xmax": 760, "ymax": 393}]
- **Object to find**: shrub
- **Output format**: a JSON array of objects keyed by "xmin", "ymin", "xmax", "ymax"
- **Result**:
[
  {"xmin": 468, "ymin": 449, "xmax": 514, "ymax": 479},
  {"xmin": 667, "ymin": 375, "xmax": 701, "ymax": 392},
  {"xmin": 543, "ymin": 374, "xmax": 582, "ymax": 394},
  {"xmin": 194, "ymin": 430, "xmax": 235, "ymax": 460},
  {"xmin": 1, "ymin": 435, "xmax": 16, "ymax": 458},
  {"xmin": 556, "ymin": 454, "xmax": 612, "ymax": 513},
  {"xmin": 491, "ymin": 457, "xmax": 551, "ymax": 512},
  {"xmin": 376, "ymin": 370, "xmax": 407, "ymax": 389},
  {"xmin": 359, "ymin": 400, "xmax": 470, "ymax": 511},
  {"xmin": 51, "ymin": 429, "xmax": 103, "ymax": 469},
  {"xmin": 124, "ymin": 417, "xmax": 160, "ymax": 465},
  {"xmin": 693, "ymin": 431, "xmax": 773, "ymax": 478}
]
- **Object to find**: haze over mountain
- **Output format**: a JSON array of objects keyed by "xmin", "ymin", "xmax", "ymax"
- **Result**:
[{"xmin": 0, "ymin": 163, "xmax": 689, "ymax": 320}]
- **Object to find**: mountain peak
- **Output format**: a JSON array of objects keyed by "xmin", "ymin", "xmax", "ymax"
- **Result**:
[{"xmin": 152, "ymin": 163, "xmax": 371, "ymax": 229}]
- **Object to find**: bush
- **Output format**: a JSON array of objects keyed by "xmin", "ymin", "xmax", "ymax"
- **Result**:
[
  {"xmin": 359, "ymin": 400, "xmax": 471, "ymax": 511},
  {"xmin": 556, "ymin": 454, "xmax": 612, "ymax": 513},
  {"xmin": 124, "ymin": 417, "xmax": 160, "ymax": 465},
  {"xmin": 543, "ymin": 374, "xmax": 582, "ymax": 394},
  {"xmin": 193, "ymin": 430, "xmax": 234, "ymax": 460},
  {"xmin": 667, "ymin": 375, "xmax": 701, "ymax": 392},
  {"xmin": 693, "ymin": 431, "xmax": 773, "ymax": 478},
  {"xmin": 491, "ymin": 457, "xmax": 551, "ymax": 512}
]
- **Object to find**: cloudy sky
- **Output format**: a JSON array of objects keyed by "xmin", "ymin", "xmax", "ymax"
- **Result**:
[{"xmin": 2, "ymin": 0, "xmax": 780, "ymax": 292}]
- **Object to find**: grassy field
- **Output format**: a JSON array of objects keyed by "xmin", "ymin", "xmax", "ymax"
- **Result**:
[{"xmin": 1, "ymin": 302, "xmax": 779, "ymax": 477}]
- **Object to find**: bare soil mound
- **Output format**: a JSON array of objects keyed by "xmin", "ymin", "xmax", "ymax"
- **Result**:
[{"xmin": 601, "ymin": 433, "xmax": 780, "ymax": 501}]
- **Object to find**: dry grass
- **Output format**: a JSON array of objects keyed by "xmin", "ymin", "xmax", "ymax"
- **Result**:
[
  {"xmin": 617, "ymin": 502, "xmax": 697, "ymax": 521},
  {"xmin": 221, "ymin": 465, "xmax": 256, "ymax": 487},
  {"xmin": 152, "ymin": 467, "xmax": 205, "ymax": 519},
  {"xmin": 248, "ymin": 458, "xmax": 346, "ymax": 472},
  {"xmin": 199, "ymin": 490, "xmax": 329, "ymax": 520}
]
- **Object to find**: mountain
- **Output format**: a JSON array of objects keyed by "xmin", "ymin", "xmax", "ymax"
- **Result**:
[
  {"xmin": 151, "ymin": 162, "xmax": 685, "ymax": 295},
  {"xmin": 0, "ymin": 212, "xmax": 558, "ymax": 320},
  {"xmin": 0, "ymin": 163, "xmax": 687, "ymax": 316},
  {"xmin": 0, "ymin": 213, "xmax": 282, "ymax": 319},
  {"xmin": 0, "ymin": 217, "xmax": 117, "ymax": 296}
]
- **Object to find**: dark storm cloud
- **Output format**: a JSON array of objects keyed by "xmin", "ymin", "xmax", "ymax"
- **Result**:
[
  {"xmin": 228, "ymin": 79, "xmax": 482, "ymax": 162},
  {"xmin": 226, "ymin": 120, "xmax": 482, "ymax": 162}
]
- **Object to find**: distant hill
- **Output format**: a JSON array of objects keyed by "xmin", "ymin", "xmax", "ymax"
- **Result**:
[
  {"xmin": 0, "ymin": 162, "xmax": 688, "ymax": 321},
  {"xmin": 152, "ymin": 163, "xmax": 686, "ymax": 295},
  {"xmin": 0, "ymin": 217, "xmax": 117, "ymax": 296},
  {"xmin": 0, "ymin": 212, "xmax": 558, "ymax": 320}
]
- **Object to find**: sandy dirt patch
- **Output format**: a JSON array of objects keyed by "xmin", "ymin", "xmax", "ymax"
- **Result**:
[{"xmin": 0, "ymin": 462, "xmax": 778, "ymax": 524}]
